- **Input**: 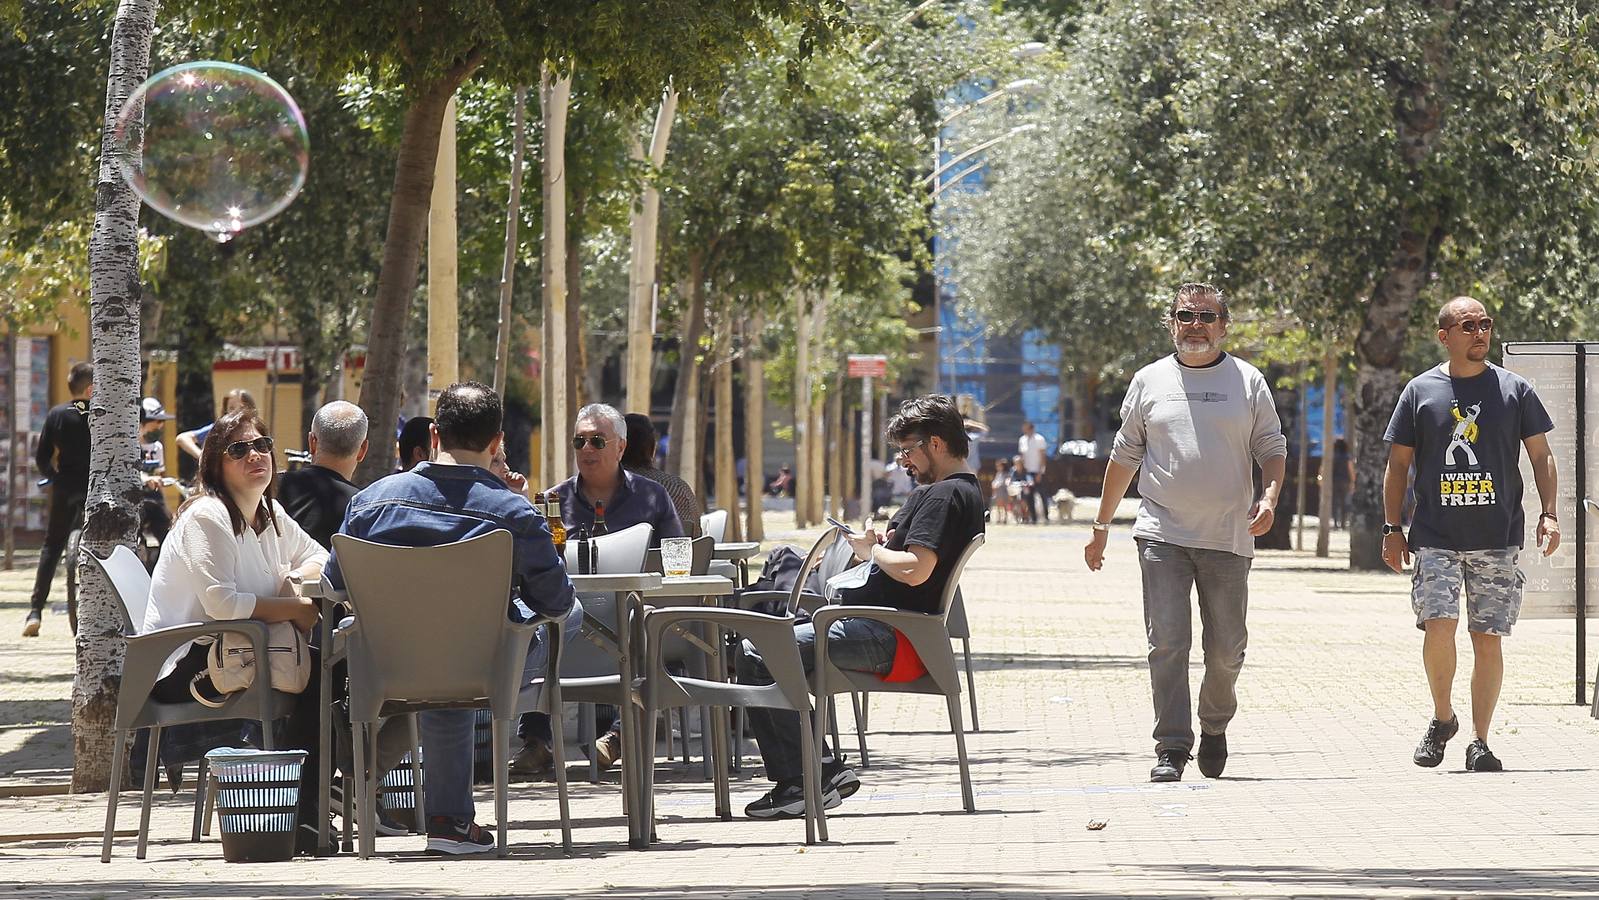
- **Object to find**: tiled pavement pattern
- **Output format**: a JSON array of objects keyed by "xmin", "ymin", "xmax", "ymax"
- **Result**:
[{"xmin": 2, "ymin": 512, "xmax": 1597, "ymax": 898}]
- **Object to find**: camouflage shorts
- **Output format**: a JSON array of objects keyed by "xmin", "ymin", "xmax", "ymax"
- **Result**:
[{"xmin": 1410, "ymin": 547, "xmax": 1524, "ymax": 636}]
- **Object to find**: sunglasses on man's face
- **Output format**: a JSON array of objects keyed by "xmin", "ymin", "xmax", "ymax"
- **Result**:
[
  {"xmin": 224, "ymin": 436, "xmax": 274, "ymax": 460},
  {"xmin": 1449, "ymin": 317, "xmax": 1494, "ymax": 335},
  {"xmin": 572, "ymin": 435, "xmax": 609, "ymax": 450},
  {"xmin": 1173, "ymin": 309, "xmax": 1222, "ymax": 325}
]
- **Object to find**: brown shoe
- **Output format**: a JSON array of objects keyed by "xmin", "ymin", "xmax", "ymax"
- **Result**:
[
  {"xmin": 508, "ymin": 740, "xmax": 553, "ymax": 778},
  {"xmin": 594, "ymin": 729, "xmax": 622, "ymax": 771}
]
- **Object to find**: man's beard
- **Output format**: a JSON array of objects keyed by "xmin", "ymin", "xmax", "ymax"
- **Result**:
[{"xmin": 1174, "ymin": 335, "xmax": 1217, "ymax": 354}]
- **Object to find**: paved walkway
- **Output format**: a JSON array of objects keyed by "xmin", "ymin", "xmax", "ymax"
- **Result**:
[{"xmin": 2, "ymin": 513, "xmax": 1597, "ymax": 898}]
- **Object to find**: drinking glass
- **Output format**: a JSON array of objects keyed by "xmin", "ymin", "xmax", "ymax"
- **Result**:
[{"xmin": 661, "ymin": 537, "xmax": 693, "ymax": 578}]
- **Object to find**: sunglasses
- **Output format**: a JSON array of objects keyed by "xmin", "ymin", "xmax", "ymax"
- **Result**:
[
  {"xmin": 1173, "ymin": 310, "xmax": 1222, "ymax": 325},
  {"xmin": 224, "ymin": 436, "xmax": 274, "ymax": 460},
  {"xmin": 572, "ymin": 435, "xmax": 610, "ymax": 450},
  {"xmin": 894, "ymin": 439, "xmax": 926, "ymax": 460},
  {"xmin": 1449, "ymin": 317, "xmax": 1493, "ymax": 335}
]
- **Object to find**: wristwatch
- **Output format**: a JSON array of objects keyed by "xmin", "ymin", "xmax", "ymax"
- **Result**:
[
  {"xmin": 1091, "ymin": 521, "xmax": 1111, "ymax": 533},
  {"xmin": 1382, "ymin": 523, "xmax": 1404, "ymax": 536}
]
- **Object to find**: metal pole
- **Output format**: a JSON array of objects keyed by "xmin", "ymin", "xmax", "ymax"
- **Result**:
[
  {"xmin": 859, "ymin": 374, "xmax": 872, "ymax": 523},
  {"xmin": 1576, "ymin": 344, "xmax": 1587, "ymax": 706}
]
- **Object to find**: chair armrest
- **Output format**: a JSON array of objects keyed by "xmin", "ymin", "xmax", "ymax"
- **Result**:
[
  {"xmin": 119, "ymin": 620, "xmax": 277, "ymax": 726},
  {"xmin": 641, "ymin": 606, "xmax": 795, "ymax": 650},
  {"xmin": 808, "ymin": 605, "xmax": 932, "ymax": 633},
  {"xmin": 809, "ymin": 604, "xmax": 959, "ymax": 693},
  {"xmin": 728, "ymin": 589, "xmax": 825, "ymax": 614}
]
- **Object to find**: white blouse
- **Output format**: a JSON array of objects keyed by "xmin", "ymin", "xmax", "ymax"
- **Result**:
[{"xmin": 144, "ymin": 496, "xmax": 329, "ymax": 680}]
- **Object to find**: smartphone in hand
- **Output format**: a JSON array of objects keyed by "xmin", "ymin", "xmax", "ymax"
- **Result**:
[{"xmin": 825, "ymin": 515, "xmax": 858, "ymax": 535}]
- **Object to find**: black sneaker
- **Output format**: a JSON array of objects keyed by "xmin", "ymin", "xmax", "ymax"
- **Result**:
[
  {"xmin": 743, "ymin": 780, "xmax": 842, "ymax": 819},
  {"xmin": 21, "ymin": 610, "xmax": 40, "ymax": 637},
  {"xmin": 1149, "ymin": 748, "xmax": 1188, "ymax": 783},
  {"xmin": 822, "ymin": 761, "xmax": 860, "ymax": 800},
  {"xmin": 1196, "ymin": 733, "xmax": 1228, "ymax": 778},
  {"xmin": 1413, "ymin": 714, "xmax": 1458, "ymax": 768},
  {"xmin": 424, "ymin": 815, "xmax": 496, "ymax": 855},
  {"xmin": 328, "ymin": 780, "xmax": 411, "ymax": 836},
  {"xmin": 1465, "ymin": 739, "xmax": 1503, "ymax": 772}
]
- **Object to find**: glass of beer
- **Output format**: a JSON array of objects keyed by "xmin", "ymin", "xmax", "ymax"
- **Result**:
[{"xmin": 661, "ymin": 537, "xmax": 693, "ymax": 578}]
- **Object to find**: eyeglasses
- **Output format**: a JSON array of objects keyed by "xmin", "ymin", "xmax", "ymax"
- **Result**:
[
  {"xmin": 894, "ymin": 439, "xmax": 926, "ymax": 460},
  {"xmin": 1173, "ymin": 309, "xmax": 1222, "ymax": 325},
  {"xmin": 224, "ymin": 436, "xmax": 274, "ymax": 460},
  {"xmin": 1449, "ymin": 317, "xmax": 1494, "ymax": 335},
  {"xmin": 572, "ymin": 435, "xmax": 610, "ymax": 450}
]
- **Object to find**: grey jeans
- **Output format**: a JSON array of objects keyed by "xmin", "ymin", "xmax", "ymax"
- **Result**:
[{"xmin": 1136, "ymin": 539, "xmax": 1251, "ymax": 753}]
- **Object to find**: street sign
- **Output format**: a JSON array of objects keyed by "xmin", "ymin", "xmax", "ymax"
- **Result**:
[{"xmin": 847, "ymin": 354, "xmax": 888, "ymax": 378}]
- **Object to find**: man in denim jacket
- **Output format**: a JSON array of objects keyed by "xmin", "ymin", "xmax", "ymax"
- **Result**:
[{"xmin": 328, "ymin": 381, "xmax": 578, "ymax": 855}]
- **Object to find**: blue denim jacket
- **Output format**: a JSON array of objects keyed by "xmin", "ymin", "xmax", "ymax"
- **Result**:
[{"xmin": 327, "ymin": 462, "xmax": 575, "ymax": 619}]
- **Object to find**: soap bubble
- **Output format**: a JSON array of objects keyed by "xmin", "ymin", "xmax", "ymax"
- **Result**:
[{"xmin": 112, "ymin": 61, "xmax": 309, "ymax": 242}]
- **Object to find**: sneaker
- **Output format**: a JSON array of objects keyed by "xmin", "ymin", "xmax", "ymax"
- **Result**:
[
  {"xmin": 1465, "ymin": 738, "xmax": 1503, "ymax": 772},
  {"xmin": 21, "ymin": 610, "xmax": 40, "ymax": 637},
  {"xmin": 594, "ymin": 729, "xmax": 623, "ymax": 772},
  {"xmin": 743, "ymin": 781, "xmax": 842, "ymax": 819},
  {"xmin": 424, "ymin": 815, "xmax": 496, "ymax": 855},
  {"xmin": 822, "ymin": 761, "xmax": 860, "ymax": 800},
  {"xmin": 508, "ymin": 740, "xmax": 553, "ymax": 779},
  {"xmin": 1149, "ymin": 748, "xmax": 1188, "ymax": 783},
  {"xmin": 1412, "ymin": 714, "xmax": 1458, "ymax": 768},
  {"xmin": 1196, "ymin": 733, "xmax": 1228, "ymax": 778},
  {"xmin": 328, "ymin": 780, "xmax": 411, "ymax": 836}
]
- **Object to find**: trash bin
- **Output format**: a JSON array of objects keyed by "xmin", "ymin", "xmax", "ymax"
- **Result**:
[
  {"xmin": 379, "ymin": 748, "xmax": 423, "ymax": 830},
  {"xmin": 204, "ymin": 747, "xmax": 307, "ymax": 863}
]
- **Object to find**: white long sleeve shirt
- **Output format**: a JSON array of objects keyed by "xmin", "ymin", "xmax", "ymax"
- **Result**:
[{"xmin": 144, "ymin": 496, "xmax": 328, "ymax": 679}]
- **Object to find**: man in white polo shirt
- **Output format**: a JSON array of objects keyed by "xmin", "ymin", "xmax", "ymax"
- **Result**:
[
  {"xmin": 1083, "ymin": 282, "xmax": 1287, "ymax": 783},
  {"xmin": 1017, "ymin": 421, "xmax": 1049, "ymax": 523}
]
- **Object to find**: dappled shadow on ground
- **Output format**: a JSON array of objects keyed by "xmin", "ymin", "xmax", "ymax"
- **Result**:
[
  {"xmin": 3, "ymin": 878, "xmax": 1117, "ymax": 899},
  {"xmin": 966, "ymin": 651, "xmax": 1145, "ymax": 672},
  {"xmin": 1138, "ymin": 863, "xmax": 1599, "ymax": 898}
]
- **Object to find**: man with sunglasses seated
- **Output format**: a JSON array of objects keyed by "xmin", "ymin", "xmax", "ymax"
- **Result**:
[
  {"xmin": 520, "ymin": 402, "xmax": 685, "ymax": 775},
  {"xmin": 327, "ymin": 382, "xmax": 577, "ymax": 855}
]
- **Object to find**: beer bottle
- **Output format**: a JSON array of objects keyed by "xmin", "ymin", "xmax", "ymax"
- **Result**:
[
  {"xmin": 593, "ymin": 500, "xmax": 608, "ymax": 536},
  {"xmin": 546, "ymin": 493, "xmax": 567, "ymax": 556}
]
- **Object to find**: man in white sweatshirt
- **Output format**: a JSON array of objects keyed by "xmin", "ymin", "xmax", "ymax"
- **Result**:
[{"xmin": 1084, "ymin": 282, "xmax": 1287, "ymax": 783}]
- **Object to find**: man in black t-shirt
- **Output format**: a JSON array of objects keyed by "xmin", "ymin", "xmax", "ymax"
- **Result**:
[
  {"xmin": 738, "ymin": 395, "xmax": 984, "ymax": 820},
  {"xmin": 1383, "ymin": 296, "xmax": 1560, "ymax": 773},
  {"xmin": 24, "ymin": 362, "xmax": 93, "ymax": 637},
  {"xmin": 277, "ymin": 401, "xmax": 368, "ymax": 549}
]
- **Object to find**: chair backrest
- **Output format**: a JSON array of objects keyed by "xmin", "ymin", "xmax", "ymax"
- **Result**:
[
  {"xmin": 332, "ymin": 530, "xmax": 523, "ymax": 722},
  {"xmin": 944, "ymin": 588, "xmax": 970, "ymax": 640},
  {"xmin": 935, "ymin": 533, "xmax": 986, "ymax": 622},
  {"xmin": 700, "ymin": 509, "xmax": 729, "ymax": 543},
  {"xmin": 89, "ymin": 545, "xmax": 153, "ymax": 635},
  {"xmin": 785, "ymin": 527, "xmax": 841, "ymax": 616},
  {"xmin": 643, "ymin": 534, "xmax": 715, "ymax": 577},
  {"xmin": 564, "ymin": 522, "xmax": 652, "ymax": 574}
]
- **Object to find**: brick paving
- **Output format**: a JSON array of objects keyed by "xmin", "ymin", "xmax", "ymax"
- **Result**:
[{"xmin": 2, "ymin": 512, "xmax": 1597, "ymax": 898}]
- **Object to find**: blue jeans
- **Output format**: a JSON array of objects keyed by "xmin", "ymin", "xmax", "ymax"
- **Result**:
[
  {"xmin": 1136, "ymin": 539, "xmax": 1250, "ymax": 753},
  {"xmin": 736, "ymin": 616, "xmax": 897, "ymax": 784},
  {"xmin": 420, "ymin": 600, "xmax": 584, "ymax": 821}
]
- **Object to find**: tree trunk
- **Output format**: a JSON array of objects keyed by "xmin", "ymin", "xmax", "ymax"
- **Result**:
[
  {"xmin": 667, "ymin": 257, "xmax": 705, "ymax": 485},
  {"xmin": 626, "ymin": 88, "xmax": 678, "ymax": 411},
  {"xmin": 565, "ymin": 188, "xmax": 587, "ymax": 412},
  {"xmin": 743, "ymin": 313, "xmax": 766, "ymax": 541},
  {"xmin": 1294, "ymin": 368, "xmax": 1309, "ymax": 551},
  {"xmin": 792, "ymin": 287, "xmax": 812, "ymax": 526},
  {"xmin": 352, "ymin": 53, "xmax": 482, "ymax": 486},
  {"xmin": 426, "ymin": 95, "xmax": 459, "ymax": 406},
  {"xmin": 300, "ymin": 350, "xmax": 321, "ymax": 438},
  {"xmin": 713, "ymin": 313, "xmax": 739, "ymax": 540},
  {"xmin": 1073, "ymin": 373, "xmax": 1097, "ymax": 444},
  {"xmin": 539, "ymin": 66, "xmax": 573, "ymax": 487},
  {"xmin": 4, "ymin": 325, "xmax": 15, "ymax": 571},
  {"xmin": 1316, "ymin": 347, "xmax": 1337, "ymax": 557},
  {"xmin": 76, "ymin": 0, "xmax": 159, "ymax": 793},
  {"xmin": 693, "ymin": 352, "xmax": 711, "ymax": 501},
  {"xmin": 1351, "ymin": 6, "xmax": 1455, "ymax": 569},
  {"xmin": 827, "ymin": 382, "xmax": 843, "ymax": 519},
  {"xmin": 804, "ymin": 288, "xmax": 831, "ymax": 525},
  {"xmin": 493, "ymin": 85, "xmax": 528, "ymax": 394}
]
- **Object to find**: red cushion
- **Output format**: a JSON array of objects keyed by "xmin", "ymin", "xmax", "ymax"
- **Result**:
[{"xmin": 880, "ymin": 629, "xmax": 928, "ymax": 682}]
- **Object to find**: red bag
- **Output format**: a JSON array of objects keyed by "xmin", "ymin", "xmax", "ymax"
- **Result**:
[{"xmin": 880, "ymin": 629, "xmax": 927, "ymax": 682}]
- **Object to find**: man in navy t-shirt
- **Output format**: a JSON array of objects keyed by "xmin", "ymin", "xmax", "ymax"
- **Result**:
[{"xmin": 1382, "ymin": 295, "xmax": 1560, "ymax": 773}]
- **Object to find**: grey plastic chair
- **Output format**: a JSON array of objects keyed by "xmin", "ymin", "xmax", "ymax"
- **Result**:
[
  {"xmin": 332, "ymin": 530, "xmax": 567, "ymax": 858},
  {"xmin": 644, "ymin": 534, "xmax": 717, "ymax": 767},
  {"xmin": 699, "ymin": 509, "xmax": 729, "ymax": 543},
  {"xmin": 944, "ymin": 587, "xmax": 979, "ymax": 731},
  {"xmin": 552, "ymin": 523, "xmax": 653, "ymax": 785},
  {"xmin": 810, "ymin": 533, "xmax": 986, "ymax": 812},
  {"xmin": 634, "ymin": 527, "xmax": 842, "ymax": 845},
  {"xmin": 96, "ymin": 545, "xmax": 299, "ymax": 863}
]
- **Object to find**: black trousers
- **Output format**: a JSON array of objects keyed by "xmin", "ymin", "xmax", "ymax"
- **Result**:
[
  {"xmin": 31, "ymin": 486, "xmax": 85, "ymax": 612},
  {"xmin": 152, "ymin": 641, "xmax": 323, "ymax": 827}
]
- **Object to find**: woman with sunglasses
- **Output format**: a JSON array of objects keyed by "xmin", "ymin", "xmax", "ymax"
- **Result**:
[{"xmin": 144, "ymin": 408, "xmax": 330, "ymax": 852}]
